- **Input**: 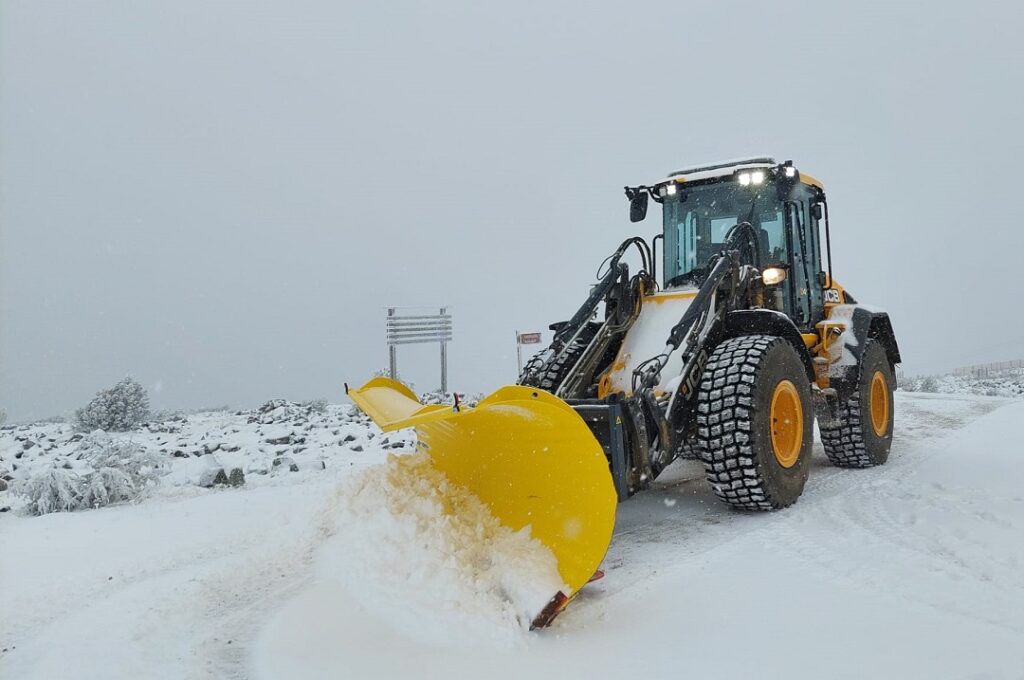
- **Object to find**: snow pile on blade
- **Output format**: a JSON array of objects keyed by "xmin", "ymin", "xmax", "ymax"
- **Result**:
[{"xmin": 315, "ymin": 452, "xmax": 567, "ymax": 643}]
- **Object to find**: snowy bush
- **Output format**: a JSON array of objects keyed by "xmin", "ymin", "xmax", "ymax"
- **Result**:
[
  {"xmin": 20, "ymin": 433, "xmax": 165, "ymax": 515},
  {"xmin": 419, "ymin": 390, "xmax": 484, "ymax": 408},
  {"xmin": 76, "ymin": 431, "xmax": 164, "ymax": 487},
  {"xmin": 22, "ymin": 468, "xmax": 84, "ymax": 516},
  {"xmin": 80, "ymin": 467, "xmax": 136, "ymax": 509},
  {"xmin": 302, "ymin": 398, "xmax": 328, "ymax": 414},
  {"xmin": 75, "ymin": 377, "xmax": 151, "ymax": 431},
  {"xmin": 250, "ymin": 399, "xmax": 309, "ymax": 424},
  {"xmin": 898, "ymin": 375, "xmax": 920, "ymax": 392},
  {"xmin": 250, "ymin": 398, "xmax": 335, "ymax": 424},
  {"xmin": 900, "ymin": 374, "xmax": 944, "ymax": 393}
]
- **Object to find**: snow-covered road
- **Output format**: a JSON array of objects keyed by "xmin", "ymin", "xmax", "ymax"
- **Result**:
[{"xmin": 3, "ymin": 393, "xmax": 1022, "ymax": 679}]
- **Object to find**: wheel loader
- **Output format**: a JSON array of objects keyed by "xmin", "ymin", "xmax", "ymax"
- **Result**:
[{"xmin": 347, "ymin": 157, "xmax": 900, "ymax": 628}]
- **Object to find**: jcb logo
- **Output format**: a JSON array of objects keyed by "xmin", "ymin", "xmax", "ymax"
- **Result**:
[
  {"xmin": 681, "ymin": 348, "xmax": 710, "ymax": 397},
  {"xmin": 824, "ymin": 288, "xmax": 841, "ymax": 304}
]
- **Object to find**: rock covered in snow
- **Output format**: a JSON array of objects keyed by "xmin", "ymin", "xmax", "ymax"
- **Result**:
[
  {"xmin": 228, "ymin": 468, "xmax": 245, "ymax": 487},
  {"xmin": 198, "ymin": 467, "xmax": 229, "ymax": 488}
]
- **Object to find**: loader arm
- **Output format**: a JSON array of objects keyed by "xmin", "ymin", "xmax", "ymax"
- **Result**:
[
  {"xmin": 520, "ymin": 237, "xmax": 653, "ymax": 399},
  {"xmin": 627, "ymin": 223, "xmax": 768, "ymax": 472}
]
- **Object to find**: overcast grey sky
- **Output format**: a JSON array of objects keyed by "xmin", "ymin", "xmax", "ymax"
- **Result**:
[{"xmin": 3, "ymin": 0, "xmax": 1023, "ymax": 421}]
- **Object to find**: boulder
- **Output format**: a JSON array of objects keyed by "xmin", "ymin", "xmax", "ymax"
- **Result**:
[
  {"xmin": 198, "ymin": 467, "xmax": 228, "ymax": 488},
  {"xmin": 272, "ymin": 456, "xmax": 299, "ymax": 472}
]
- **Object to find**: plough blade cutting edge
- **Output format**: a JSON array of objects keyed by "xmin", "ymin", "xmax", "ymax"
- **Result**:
[{"xmin": 347, "ymin": 377, "xmax": 617, "ymax": 624}]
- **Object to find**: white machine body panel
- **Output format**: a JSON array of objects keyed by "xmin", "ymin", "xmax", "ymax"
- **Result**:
[{"xmin": 603, "ymin": 288, "xmax": 699, "ymax": 397}]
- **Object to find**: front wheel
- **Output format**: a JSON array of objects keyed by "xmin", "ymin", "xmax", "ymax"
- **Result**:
[{"xmin": 696, "ymin": 335, "xmax": 814, "ymax": 510}]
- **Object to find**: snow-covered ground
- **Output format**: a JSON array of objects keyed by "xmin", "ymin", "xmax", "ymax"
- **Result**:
[{"xmin": 2, "ymin": 392, "xmax": 1023, "ymax": 679}]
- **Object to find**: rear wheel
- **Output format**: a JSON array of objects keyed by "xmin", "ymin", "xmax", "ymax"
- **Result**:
[
  {"xmin": 520, "ymin": 322, "xmax": 601, "ymax": 392},
  {"xmin": 696, "ymin": 335, "xmax": 813, "ymax": 510},
  {"xmin": 820, "ymin": 339, "xmax": 894, "ymax": 467}
]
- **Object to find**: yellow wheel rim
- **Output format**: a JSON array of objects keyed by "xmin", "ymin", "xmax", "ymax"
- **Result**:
[
  {"xmin": 869, "ymin": 371, "xmax": 889, "ymax": 436},
  {"xmin": 770, "ymin": 380, "xmax": 803, "ymax": 468}
]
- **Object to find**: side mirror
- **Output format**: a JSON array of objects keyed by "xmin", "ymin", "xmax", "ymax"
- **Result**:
[
  {"xmin": 811, "ymin": 203, "xmax": 824, "ymax": 221},
  {"xmin": 626, "ymin": 188, "xmax": 648, "ymax": 223}
]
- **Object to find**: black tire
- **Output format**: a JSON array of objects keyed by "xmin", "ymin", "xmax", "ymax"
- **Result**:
[
  {"xmin": 820, "ymin": 339, "xmax": 894, "ymax": 468},
  {"xmin": 670, "ymin": 436, "xmax": 701, "ymax": 460},
  {"xmin": 521, "ymin": 322, "xmax": 601, "ymax": 392},
  {"xmin": 696, "ymin": 335, "xmax": 814, "ymax": 510}
]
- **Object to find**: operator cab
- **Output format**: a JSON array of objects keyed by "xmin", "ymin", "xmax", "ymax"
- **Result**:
[{"xmin": 627, "ymin": 158, "xmax": 831, "ymax": 331}]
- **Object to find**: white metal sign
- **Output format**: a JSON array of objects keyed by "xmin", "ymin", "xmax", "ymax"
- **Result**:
[
  {"xmin": 518, "ymin": 332, "xmax": 542, "ymax": 345},
  {"xmin": 387, "ymin": 307, "xmax": 453, "ymax": 392},
  {"xmin": 515, "ymin": 330, "xmax": 542, "ymax": 375}
]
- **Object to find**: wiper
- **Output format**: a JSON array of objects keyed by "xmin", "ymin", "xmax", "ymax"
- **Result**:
[{"xmin": 743, "ymin": 199, "xmax": 757, "ymax": 225}]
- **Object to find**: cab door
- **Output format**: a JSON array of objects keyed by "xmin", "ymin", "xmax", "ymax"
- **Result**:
[{"xmin": 783, "ymin": 184, "xmax": 825, "ymax": 330}]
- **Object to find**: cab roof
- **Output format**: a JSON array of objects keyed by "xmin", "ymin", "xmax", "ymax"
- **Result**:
[
  {"xmin": 649, "ymin": 156, "xmax": 824, "ymax": 191},
  {"xmin": 668, "ymin": 156, "xmax": 777, "ymax": 181}
]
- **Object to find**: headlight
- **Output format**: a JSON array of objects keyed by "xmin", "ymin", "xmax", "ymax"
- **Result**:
[
  {"xmin": 665, "ymin": 183, "xmax": 677, "ymax": 196},
  {"xmin": 738, "ymin": 170, "xmax": 766, "ymax": 186},
  {"xmin": 762, "ymin": 267, "xmax": 787, "ymax": 286}
]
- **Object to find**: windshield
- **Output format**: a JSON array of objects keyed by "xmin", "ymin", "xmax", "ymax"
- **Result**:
[{"xmin": 662, "ymin": 179, "xmax": 786, "ymax": 285}]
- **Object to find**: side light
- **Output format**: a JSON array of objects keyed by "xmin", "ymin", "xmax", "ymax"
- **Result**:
[
  {"xmin": 762, "ymin": 267, "xmax": 787, "ymax": 286},
  {"xmin": 784, "ymin": 165, "xmax": 796, "ymax": 178}
]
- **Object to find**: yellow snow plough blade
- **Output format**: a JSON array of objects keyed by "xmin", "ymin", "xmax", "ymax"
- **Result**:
[{"xmin": 347, "ymin": 377, "xmax": 617, "ymax": 619}]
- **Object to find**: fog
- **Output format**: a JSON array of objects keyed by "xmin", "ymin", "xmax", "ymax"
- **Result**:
[{"xmin": 3, "ymin": 0, "xmax": 1022, "ymax": 421}]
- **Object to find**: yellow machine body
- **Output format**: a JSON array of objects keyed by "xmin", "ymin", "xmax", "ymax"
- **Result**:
[{"xmin": 347, "ymin": 377, "xmax": 618, "ymax": 600}]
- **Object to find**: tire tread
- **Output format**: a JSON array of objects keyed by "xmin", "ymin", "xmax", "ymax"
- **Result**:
[{"xmin": 696, "ymin": 335, "xmax": 791, "ymax": 510}]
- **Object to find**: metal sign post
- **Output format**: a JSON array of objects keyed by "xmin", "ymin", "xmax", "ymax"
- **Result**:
[
  {"xmin": 386, "ymin": 307, "xmax": 453, "ymax": 393},
  {"xmin": 439, "ymin": 307, "xmax": 448, "ymax": 393},
  {"xmin": 516, "ymin": 330, "xmax": 522, "ymax": 376},
  {"xmin": 516, "ymin": 331, "xmax": 542, "ymax": 375}
]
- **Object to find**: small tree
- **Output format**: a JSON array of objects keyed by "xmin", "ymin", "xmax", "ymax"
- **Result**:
[
  {"xmin": 920, "ymin": 375, "xmax": 939, "ymax": 393},
  {"xmin": 75, "ymin": 377, "xmax": 151, "ymax": 431}
]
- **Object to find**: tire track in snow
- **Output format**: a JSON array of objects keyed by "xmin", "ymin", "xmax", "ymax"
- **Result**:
[
  {"xmin": 560, "ymin": 394, "xmax": 1011, "ymax": 627},
  {"xmin": 756, "ymin": 394, "xmax": 1021, "ymax": 632},
  {"xmin": 0, "ymin": 480, "xmax": 341, "ymax": 680}
]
